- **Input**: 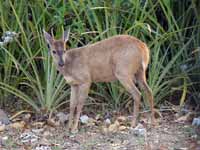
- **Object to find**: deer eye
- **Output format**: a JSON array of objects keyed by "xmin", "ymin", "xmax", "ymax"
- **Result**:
[{"xmin": 52, "ymin": 50, "xmax": 56, "ymax": 54}]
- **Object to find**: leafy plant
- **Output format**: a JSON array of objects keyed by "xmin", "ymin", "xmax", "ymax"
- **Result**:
[{"xmin": 0, "ymin": 0, "xmax": 199, "ymax": 114}]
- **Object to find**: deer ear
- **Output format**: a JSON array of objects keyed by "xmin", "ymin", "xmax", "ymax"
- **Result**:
[
  {"xmin": 43, "ymin": 29, "xmax": 53, "ymax": 45},
  {"xmin": 63, "ymin": 28, "xmax": 70, "ymax": 43}
]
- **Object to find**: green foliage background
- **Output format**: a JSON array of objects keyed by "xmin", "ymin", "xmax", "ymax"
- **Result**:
[{"xmin": 0, "ymin": 0, "xmax": 199, "ymax": 113}]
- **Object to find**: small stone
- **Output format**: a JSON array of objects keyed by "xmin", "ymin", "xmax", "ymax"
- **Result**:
[
  {"xmin": 20, "ymin": 131, "xmax": 39, "ymax": 143},
  {"xmin": 2, "ymin": 136, "xmax": 8, "ymax": 140},
  {"xmin": 130, "ymin": 123, "xmax": 147, "ymax": 137},
  {"xmin": 191, "ymin": 134, "xmax": 198, "ymax": 139},
  {"xmin": 24, "ymin": 113, "xmax": 31, "ymax": 121},
  {"xmin": 192, "ymin": 117, "xmax": 200, "ymax": 126},
  {"xmin": 0, "ymin": 109, "xmax": 10, "ymax": 125},
  {"xmin": 80, "ymin": 115, "xmax": 89, "ymax": 124},
  {"xmin": 104, "ymin": 118, "xmax": 111, "ymax": 125},
  {"xmin": 133, "ymin": 128, "xmax": 146, "ymax": 137},
  {"xmin": 56, "ymin": 112, "xmax": 69, "ymax": 124}
]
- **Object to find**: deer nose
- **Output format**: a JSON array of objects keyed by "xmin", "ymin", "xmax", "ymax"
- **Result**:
[{"xmin": 58, "ymin": 61, "xmax": 64, "ymax": 67}]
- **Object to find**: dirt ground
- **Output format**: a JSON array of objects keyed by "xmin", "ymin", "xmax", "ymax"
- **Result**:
[{"xmin": 0, "ymin": 111, "xmax": 199, "ymax": 150}]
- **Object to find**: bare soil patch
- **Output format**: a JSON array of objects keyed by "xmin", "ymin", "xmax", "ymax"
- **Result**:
[{"xmin": 0, "ymin": 112, "xmax": 199, "ymax": 150}]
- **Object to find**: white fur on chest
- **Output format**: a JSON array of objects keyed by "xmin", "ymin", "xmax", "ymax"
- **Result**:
[{"xmin": 64, "ymin": 76, "xmax": 75, "ymax": 84}]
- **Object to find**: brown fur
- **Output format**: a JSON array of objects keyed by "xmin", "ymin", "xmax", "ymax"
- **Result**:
[{"xmin": 44, "ymin": 31, "xmax": 155, "ymax": 133}]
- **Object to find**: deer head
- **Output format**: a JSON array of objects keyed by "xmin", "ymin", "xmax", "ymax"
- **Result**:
[{"xmin": 43, "ymin": 29, "xmax": 70, "ymax": 68}]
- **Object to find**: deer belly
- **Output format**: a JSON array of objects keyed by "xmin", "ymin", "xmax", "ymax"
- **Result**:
[{"xmin": 91, "ymin": 69, "xmax": 116, "ymax": 82}]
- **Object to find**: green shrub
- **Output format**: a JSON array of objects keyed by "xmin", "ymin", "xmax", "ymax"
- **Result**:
[{"xmin": 0, "ymin": 0, "xmax": 199, "ymax": 114}]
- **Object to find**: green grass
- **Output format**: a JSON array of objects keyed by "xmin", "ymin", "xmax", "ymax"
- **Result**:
[{"xmin": 0, "ymin": 0, "xmax": 199, "ymax": 114}]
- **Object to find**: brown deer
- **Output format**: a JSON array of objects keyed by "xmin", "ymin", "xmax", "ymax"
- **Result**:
[{"xmin": 43, "ymin": 29, "xmax": 155, "ymax": 133}]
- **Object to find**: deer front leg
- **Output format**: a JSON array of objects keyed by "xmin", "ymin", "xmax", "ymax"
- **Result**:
[
  {"xmin": 71, "ymin": 83, "xmax": 91, "ymax": 133},
  {"xmin": 68, "ymin": 85, "xmax": 78, "ymax": 131}
]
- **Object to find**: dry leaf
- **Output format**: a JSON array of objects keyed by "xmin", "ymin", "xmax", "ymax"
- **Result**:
[
  {"xmin": 9, "ymin": 121, "xmax": 25, "ymax": 129},
  {"xmin": 118, "ymin": 125, "xmax": 127, "ymax": 131},
  {"xmin": 24, "ymin": 113, "xmax": 31, "ymax": 122},
  {"xmin": 117, "ymin": 116, "xmax": 127, "ymax": 123},
  {"xmin": 0, "ymin": 124, "xmax": 6, "ymax": 132},
  {"xmin": 47, "ymin": 118, "xmax": 59, "ymax": 127},
  {"xmin": 101, "ymin": 126, "xmax": 109, "ymax": 134},
  {"xmin": 32, "ymin": 121, "xmax": 45, "ymax": 128},
  {"xmin": 87, "ymin": 118, "xmax": 96, "ymax": 126},
  {"xmin": 175, "ymin": 112, "xmax": 193, "ymax": 123},
  {"xmin": 108, "ymin": 120, "xmax": 120, "ymax": 132},
  {"xmin": 95, "ymin": 114, "xmax": 101, "ymax": 120}
]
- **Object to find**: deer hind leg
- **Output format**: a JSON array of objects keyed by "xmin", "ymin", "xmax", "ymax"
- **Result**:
[
  {"xmin": 136, "ymin": 69, "xmax": 155, "ymax": 126},
  {"xmin": 71, "ymin": 83, "xmax": 91, "ymax": 133},
  {"xmin": 68, "ymin": 85, "xmax": 79, "ymax": 131},
  {"xmin": 115, "ymin": 73, "xmax": 141, "ymax": 127}
]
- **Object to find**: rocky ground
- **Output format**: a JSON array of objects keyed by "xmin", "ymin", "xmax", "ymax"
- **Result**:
[{"xmin": 0, "ymin": 110, "xmax": 200, "ymax": 150}]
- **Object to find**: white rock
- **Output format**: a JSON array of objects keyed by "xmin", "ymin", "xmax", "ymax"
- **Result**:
[
  {"xmin": 20, "ymin": 132, "xmax": 39, "ymax": 143},
  {"xmin": 80, "ymin": 115, "xmax": 89, "ymax": 124},
  {"xmin": 2, "ymin": 136, "xmax": 8, "ymax": 140},
  {"xmin": 192, "ymin": 117, "xmax": 200, "ymax": 126},
  {"xmin": 130, "ymin": 123, "xmax": 147, "ymax": 137},
  {"xmin": 104, "ymin": 118, "xmax": 111, "ymax": 125},
  {"xmin": 132, "ymin": 128, "xmax": 146, "ymax": 137}
]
